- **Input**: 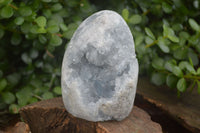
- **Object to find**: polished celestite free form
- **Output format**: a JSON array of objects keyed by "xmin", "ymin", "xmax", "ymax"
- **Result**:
[{"xmin": 61, "ymin": 10, "xmax": 138, "ymax": 122}]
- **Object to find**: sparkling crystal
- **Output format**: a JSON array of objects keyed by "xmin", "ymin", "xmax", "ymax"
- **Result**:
[{"xmin": 61, "ymin": 10, "xmax": 139, "ymax": 122}]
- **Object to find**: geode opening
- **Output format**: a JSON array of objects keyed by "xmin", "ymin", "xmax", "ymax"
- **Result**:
[{"xmin": 61, "ymin": 10, "xmax": 138, "ymax": 122}]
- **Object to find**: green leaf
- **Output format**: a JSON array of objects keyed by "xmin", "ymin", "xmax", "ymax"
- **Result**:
[
  {"xmin": 172, "ymin": 66, "xmax": 183, "ymax": 77},
  {"xmin": 1, "ymin": 6, "xmax": 13, "ymax": 18},
  {"xmin": 162, "ymin": 2, "xmax": 172, "ymax": 13},
  {"xmin": 1, "ymin": 0, "xmax": 12, "ymax": 4},
  {"xmin": 37, "ymin": 27, "xmax": 47, "ymax": 33},
  {"xmin": 173, "ymin": 47, "xmax": 188, "ymax": 60},
  {"xmin": 9, "ymin": 104, "xmax": 20, "ymax": 114},
  {"xmin": 151, "ymin": 72, "xmax": 166, "ymax": 86},
  {"xmin": 164, "ymin": 60, "xmax": 176, "ymax": 72},
  {"xmin": 43, "ymin": 9, "xmax": 52, "ymax": 18},
  {"xmin": 28, "ymin": 97, "xmax": 38, "ymax": 104},
  {"xmin": 177, "ymin": 78, "xmax": 187, "ymax": 92},
  {"xmin": 60, "ymin": 23, "xmax": 68, "ymax": 31},
  {"xmin": 152, "ymin": 57, "xmax": 164, "ymax": 70},
  {"xmin": 179, "ymin": 61, "xmax": 196, "ymax": 74},
  {"xmin": 30, "ymin": 25, "xmax": 39, "ymax": 34},
  {"xmin": 19, "ymin": 6, "xmax": 32, "ymax": 17},
  {"xmin": 21, "ymin": 53, "xmax": 32, "ymax": 64},
  {"xmin": 163, "ymin": 24, "xmax": 175, "ymax": 37},
  {"xmin": 42, "ymin": 92, "xmax": 54, "ymax": 100},
  {"xmin": 47, "ymin": 25, "xmax": 59, "ymax": 33},
  {"xmin": 168, "ymin": 35, "xmax": 179, "ymax": 43},
  {"xmin": 179, "ymin": 31, "xmax": 189, "ymax": 45},
  {"xmin": 145, "ymin": 27, "xmax": 155, "ymax": 40},
  {"xmin": 189, "ymin": 57, "xmax": 194, "ymax": 66},
  {"xmin": 30, "ymin": 78, "xmax": 42, "ymax": 89},
  {"xmin": 2, "ymin": 92, "xmax": 15, "ymax": 104},
  {"xmin": 63, "ymin": 23, "xmax": 78, "ymax": 39},
  {"xmin": 189, "ymin": 18, "xmax": 200, "ymax": 32},
  {"xmin": 14, "ymin": 17, "xmax": 24, "ymax": 25},
  {"xmin": 29, "ymin": 49, "xmax": 39, "ymax": 59},
  {"xmin": 51, "ymin": 3, "xmax": 63, "ymax": 12},
  {"xmin": 163, "ymin": 24, "xmax": 171, "ymax": 36},
  {"xmin": 11, "ymin": 33, "xmax": 22, "ymax": 45},
  {"xmin": 145, "ymin": 36, "xmax": 154, "ymax": 44},
  {"xmin": 197, "ymin": 68, "xmax": 200, "ymax": 75},
  {"xmin": 0, "ymin": 79, "xmax": 7, "ymax": 92},
  {"xmin": 16, "ymin": 87, "xmax": 32, "ymax": 106},
  {"xmin": 136, "ymin": 44, "xmax": 146, "ymax": 55},
  {"xmin": 193, "ymin": 0, "xmax": 199, "ymax": 8},
  {"xmin": 188, "ymin": 50, "xmax": 199, "ymax": 66},
  {"xmin": 53, "ymin": 86, "xmax": 61, "ymax": 95},
  {"xmin": 49, "ymin": 35, "xmax": 62, "ymax": 46},
  {"xmin": 157, "ymin": 36, "xmax": 170, "ymax": 53},
  {"xmin": 197, "ymin": 81, "xmax": 200, "ymax": 94},
  {"xmin": 159, "ymin": 42, "xmax": 170, "ymax": 53},
  {"xmin": 179, "ymin": 31, "xmax": 189, "ymax": 40},
  {"xmin": 188, "ymin": 35, "xmax": 199, "ymax": 45},
  {"xmin": 25, "ymin": 33, "xmax": 37, "ymax": 39},
  {"xmin": 38, "ymin": 34, "xmax": 47, "ymax": 44},
  {"xmin": 129, "ymin": 14, "xmax": 142, "ymax": 25},
  {"xmin": 35, "ymin": 60, "xmax": 43, "ymax": 68},
  {"xmin": 163, "ymin": 24, "xmax": 179, "ymax": 43},
  {"xmin": 122, "ymin": 9, "xmax": 129, "ymax": 20},
  {"xmin": 135, "ymin": 33, "xmax": 144, "ymax": 46},
  {"xmin": 51, "ymin": 15, "xmax": 64, "ymax": 24},
  {"xmin": 166, "ymin": 74, "xmax": 178, "ymax": 88},
  {"xmin": 27, "ymin": 11, "xmax": 37, "ymax": 20},
  {"xmin": 21, "ymin": 22, "xmax": 32, "ymax": 33},
  {"xmin": 35, "ymin": 16, "xmax": 47, "ymax": 28},
  {"xmin": 47, "ymin": 19, "xmax": 58, "ymax": 26},
  {"xmin": 6, "ymin": 73, "xmax": 21, "ymax": 87},
  {"xmin": 172, "ymin": 23, "xmax": 183, "ymax": 31}
]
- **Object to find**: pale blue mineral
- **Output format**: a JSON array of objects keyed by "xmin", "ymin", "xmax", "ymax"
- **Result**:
[{"xmin": 61, "ymin": 10, "xmax": 139, "ymax": 122}]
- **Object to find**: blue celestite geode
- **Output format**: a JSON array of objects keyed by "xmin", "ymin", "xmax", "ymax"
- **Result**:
[{"xmin": 61, "ymin": 10, "xmax": 139, "ymax": 122}]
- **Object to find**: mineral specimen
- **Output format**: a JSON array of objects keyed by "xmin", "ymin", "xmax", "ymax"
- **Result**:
[{"xmin": 61, "ymin": 10, "xmax": 139, "ymax": 122}]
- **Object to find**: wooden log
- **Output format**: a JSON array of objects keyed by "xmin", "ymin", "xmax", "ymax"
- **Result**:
[
  {"xmin": 3, "ymin": 122, "xmax": 30, "ymax": 133},
  {"xmin": 20, "ymin": 97, "xmax": 162, "ymax": 133},
  {"xmin": 137, "ymin": 77, "xmax": 200, "ymax": 133}
]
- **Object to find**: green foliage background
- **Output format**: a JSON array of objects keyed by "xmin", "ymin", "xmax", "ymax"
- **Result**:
[{"xmin": 0, "ymin": 0, "xmax": 200, "ymax": 113}]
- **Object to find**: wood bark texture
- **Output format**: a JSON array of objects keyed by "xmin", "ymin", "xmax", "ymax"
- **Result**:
[
  {"xmin": 137, "ymin": 77, "xmax": 200, "ymax": 133},
  {"xmin": 20, "ymin": 97, "xmax": 162, "ymax": 133}
]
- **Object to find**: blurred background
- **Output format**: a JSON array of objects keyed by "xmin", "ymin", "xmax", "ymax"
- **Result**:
[{"xmin": 0, "ymin": 1, "xmax": 199, "ymax": 131}]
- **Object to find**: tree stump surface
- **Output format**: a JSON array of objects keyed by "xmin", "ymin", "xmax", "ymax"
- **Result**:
[
  {"xmin": 20, "ymin": 97, "xmax": 162, "ymax": 133},
  {"xmin": 137, "ymin": 77, "xmax": 200, "ymax": 133},
  {"xmin": 1, "ymin": 122, "xmax": 30, "ymax": 133}
]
